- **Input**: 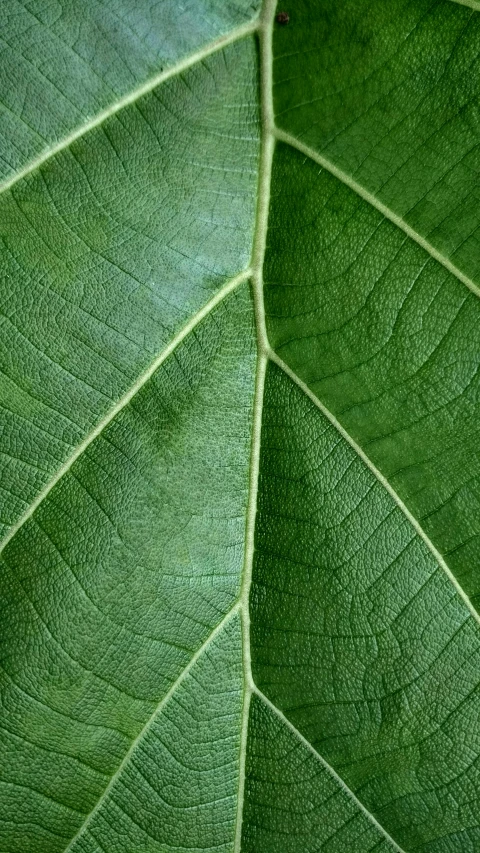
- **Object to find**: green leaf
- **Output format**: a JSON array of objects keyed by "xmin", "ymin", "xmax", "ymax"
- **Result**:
[{"xmin": 1, "ymin": 1, "xmax": 480, "ymax": 851}]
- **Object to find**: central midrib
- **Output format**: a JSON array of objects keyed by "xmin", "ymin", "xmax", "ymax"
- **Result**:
[{"xmin": 232, "ymin": 0, "xmax": 276, "ymax": 847}]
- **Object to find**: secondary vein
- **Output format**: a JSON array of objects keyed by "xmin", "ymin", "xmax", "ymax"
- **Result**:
[
  {"xmin": 0, "ymin": 269, "xmax": 251, "ymax": 557},
  {"xmin": 274, "ymin": 128, "xmax": 480, "ymax": 302},
  {"xmin": 63, "ymin": 604, "xmax": 242, "ymax": 853},
  {"xmin": 253, "ymin": 687, "xmax": 407, "ymax": 853},
  {"xmin": 269, "ymin": 347, "xmax": 480, "ymax": 629},
  {"xmin": 0, "ymin": 18, "xmax": 259, "ymax": 198}
]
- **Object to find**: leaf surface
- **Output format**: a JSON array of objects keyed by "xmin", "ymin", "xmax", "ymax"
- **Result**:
[{"xmin": 1, "ymin": 1, "xmax": 480, "ymax": 851}]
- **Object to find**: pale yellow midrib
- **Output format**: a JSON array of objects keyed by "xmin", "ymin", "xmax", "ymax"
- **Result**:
[
  {"xmin": 238, "ymin": 5, "xmax": 480, "ymax": 851},
  {"xmin": 233, "ymin": 0, "xmax": 276, "ymax": 848},
  {"xmin": 2, "ymin": 0, "xmax": 476, "ymax": 572}
]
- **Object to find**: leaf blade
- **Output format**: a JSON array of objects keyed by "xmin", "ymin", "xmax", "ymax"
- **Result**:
[
  {"xmin": 272, "ymin": 0, "xmax": 480, "ymax": 285},
  {"xmin": 0, "ymin": 0, "xmax": 260, "ymax": 184},
  {"xmin": 244, "ymin": 692, "xmax": 403, "ymax": 853},
  {"xmin": 251, "ymin": 361, "xmax": 480, "ymax": 851},
  {"xmin": 265, "ymin": 140, "xmax": 480, "ymax": 608},
  {"xmin": 67, "ymin": 609, "xmax": 244, "ymax": 853},
  {"xmin": 0, "ymin": 36, "xmax": 260, "ymax": 538},
  {"xmin": 0, "ymin": 285, "xmax": 256, "ymax": 851},
  {"xmin": 3, "ymin": 1, "xmax": 480, "ymax": 850}
]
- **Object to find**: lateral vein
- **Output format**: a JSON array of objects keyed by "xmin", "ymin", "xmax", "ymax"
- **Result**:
[
  {"xmin": 253, "ymin": 687, "xmax": 407, "ymax": 853},
  {"xmin": 0, "ymin": 18, "xmax": 259, "ymax": 197},
  {"xmin": 0, "ymin": 269, "xmax": 251, "ymax": 557},
  {"xmin": 448, "ymin": 0, "xmax": 480, "ymax": 10},
  {"xmin": 63, "ymin": 604, "xmax": 241, "ymax": 852},
  {"xmin": 274, "ymin": 128, "xmax": 480, "ymax": 301},
  {"xmin": 269, "ymin": 349, "xmax": 480, "ymax": 628}
]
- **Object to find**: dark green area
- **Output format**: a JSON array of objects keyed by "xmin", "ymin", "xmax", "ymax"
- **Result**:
[{"xmin": 273, "ymin": 0, "xmax": 480, "ymax": 282}]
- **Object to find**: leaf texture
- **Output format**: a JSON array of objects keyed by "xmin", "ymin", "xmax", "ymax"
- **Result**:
[{"xmin": 1, "ymin": 1, "xmax": 480, "ymax": 852}]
